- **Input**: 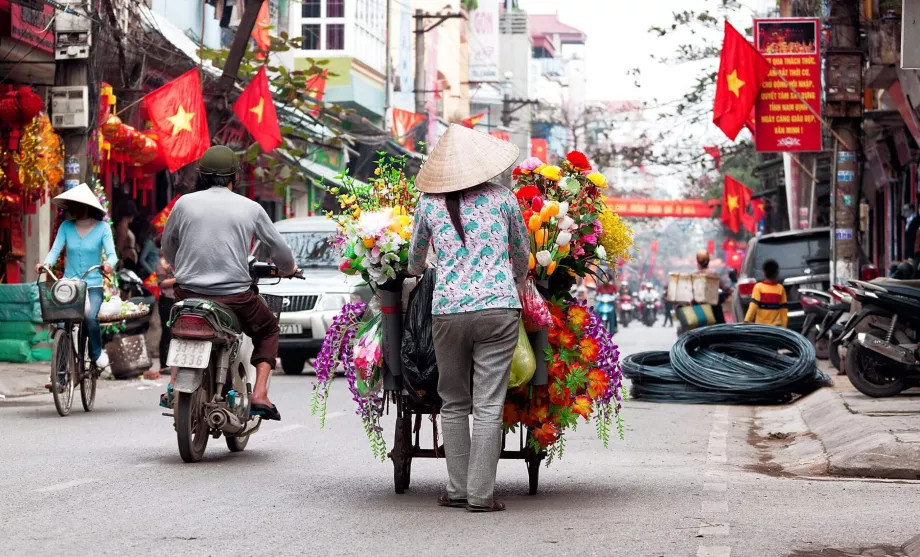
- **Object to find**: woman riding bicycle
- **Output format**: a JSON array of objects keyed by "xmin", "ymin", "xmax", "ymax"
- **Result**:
[{"xmin": 36, "ymin": 184, "xmax": 117, "ymax": 369}]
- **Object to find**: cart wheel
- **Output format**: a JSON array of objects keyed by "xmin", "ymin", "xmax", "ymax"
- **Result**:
[{"xmin": 392, "ymin": 413, "xmax": 412, "ymax": 494}]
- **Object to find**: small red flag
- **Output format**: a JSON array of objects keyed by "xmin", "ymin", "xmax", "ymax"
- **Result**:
[
  {"xmin": 722, "ymin": 175, "xmax": 753, "ymax": 234},
  {"xmin": 233, "ymin": 66, "xmax": 282, "ymax": 152},
  {"xmin": 489, "ymin": 130, "xmax": 510, "ymax": 141},
  {"xmin": 305, "ymin": 69, "xmax": 328, "ymax": 117},
  {"xmin": 531, "ymin": 138, "xmax": 548, "ymax": 161},
  {"xmin": 713, "ymin": 22, "xmax": 772, "ymax": 141},
  {"xmin": 392, "ymin": 108, "xmax": 426, "ymax": 150},
  {"xmin": 251, "ymin": 0, "xmax": 271, "ymax": 60},
  {"xmin": 461, "ymin": 112, "xmax": 486, "ymax": 128},
  {"xmin": 145, "ymin": 69, "xmax": 210, "ymax": 172},
  {"xmin": 743, "ymin": 199, "xmax": 765, "ymax": 233},
  {"xmin": 704, "ymin": 146, "xmax": 722, "ymax": 170}
]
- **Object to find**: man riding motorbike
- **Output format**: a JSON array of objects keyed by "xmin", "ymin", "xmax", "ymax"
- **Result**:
[{"xmin": 160, "ymin": 145, "xmax": 297, "ymax": 421}]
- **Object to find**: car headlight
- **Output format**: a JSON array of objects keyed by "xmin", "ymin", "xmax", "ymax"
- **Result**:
[{"xmin": 317, "ymin": 294, "xmax": 348, "ymax": 311}]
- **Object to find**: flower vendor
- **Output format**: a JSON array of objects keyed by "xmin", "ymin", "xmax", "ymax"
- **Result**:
[{"xmin": 407, "ymin": 124, "xmax": 529, "ymax": 512}]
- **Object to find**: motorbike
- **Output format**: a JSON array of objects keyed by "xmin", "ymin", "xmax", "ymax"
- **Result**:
[
  {"xmin": 817, "ymin": 284, "xmax": 852, "ymax": 373},
  {"xmin": 617, "ymin": 293, "xmax": 635, "ymax": 328},
  {"xmin": 165, "ymin": 259, "xmax": 303, "ymax": 462},
  {"xmin": 799, "ymin": 288, "xmax": 835, "ymax": 360},
  {"xmin": 837, "ymin": 279, "xmax": 920, "ymax": 397},
  {"xmin": 640, "ymin": 298, "xmax": 658, "ymax": 326},
  {"xmin": 594, "ymin": 285, "xmax": 617, "ymax": 334}
]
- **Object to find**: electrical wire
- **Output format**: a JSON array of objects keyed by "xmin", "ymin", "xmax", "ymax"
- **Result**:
[{"xmin": 623, "ymin": 324, "xmax": 832, "ymax": 405}]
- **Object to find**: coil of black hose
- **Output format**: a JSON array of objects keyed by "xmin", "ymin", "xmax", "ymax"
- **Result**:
[
  {"xmin": 622, "ymin": 324, "xmax": 831, "ymax": 405},
  {"xmin": 670, "ymin": 324, "xmax": 829, "ymax": 398}
]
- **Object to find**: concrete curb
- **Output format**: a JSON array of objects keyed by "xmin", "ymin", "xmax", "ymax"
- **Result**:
[
  {"xmin": 905, "ymin": 534, "xmax": 920, "ymax": 557},
  {"xmin": 0, "ymin": 364, "xmax": 49, "ymax": 398},
  {"xmin": 798, "ymin": 387, "xmax": 920, "ymax": 480}
]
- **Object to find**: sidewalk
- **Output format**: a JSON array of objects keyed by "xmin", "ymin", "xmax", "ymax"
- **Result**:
[
  {"xmin": 753, "ymin": 362, "xmax": 920, "ymax": 479},
  {"xmin": 0, "ymin": 362, "xmax": 51, "ymax": 398}
]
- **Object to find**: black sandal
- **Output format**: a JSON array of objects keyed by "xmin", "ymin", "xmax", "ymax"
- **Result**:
[
  {"xmin": 250, "ymin": 403, "xmax": 281, "ymax": 421},
  {"xmin": 467, "ymin": 501, "xmax": 506, "ymax": 512},
  {"xmin": 437, "ymin": 495, "xmax": 468, "ymax": 508}
]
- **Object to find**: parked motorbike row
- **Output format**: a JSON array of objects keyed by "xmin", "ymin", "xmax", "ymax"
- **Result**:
[
  {"xmin": 800, "ymin": 278, "xmax": 920, "ymax": 398},
  {"xmin": 590, "ymin": 285, "xmax": 665, "ymax": 334}
]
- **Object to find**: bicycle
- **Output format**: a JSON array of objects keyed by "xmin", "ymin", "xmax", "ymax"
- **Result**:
[{"xmin": 37, "ymin": 264, "xmax": 106, "ymax": 417}]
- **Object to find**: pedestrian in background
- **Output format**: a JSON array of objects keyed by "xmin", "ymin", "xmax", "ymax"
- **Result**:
[
  {"xmin": 743, "ymin": 258, "xmax": 788, "ymax": 327},
  {"xmin": 407, "ymin": 124, "xmax": 528, "ymax": 513},
  {"xmin": 155, "ymin": 235, "xmax": 176, "ymax": 373}
]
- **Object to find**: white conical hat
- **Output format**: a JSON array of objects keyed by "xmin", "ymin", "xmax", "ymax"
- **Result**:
[
  {"xmin": 52, "ymin": 183, "xmax": 105, "ymax": 215},
  {"xmin": 415, "ymin": 124, "xmax": 520, "ymax": 194}
]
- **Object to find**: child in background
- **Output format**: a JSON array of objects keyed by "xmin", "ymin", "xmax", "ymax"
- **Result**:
[{"xmin": 744, "ymin": 258, "xmax": 788, "ymax": 327}]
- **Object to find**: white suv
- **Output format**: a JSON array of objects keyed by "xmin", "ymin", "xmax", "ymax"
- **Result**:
[{"xmin": 257, "ymin": 217, "xmax": 369, "ymax": 374}]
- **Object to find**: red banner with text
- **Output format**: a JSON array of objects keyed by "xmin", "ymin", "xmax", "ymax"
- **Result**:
[
  {"xmin": 606, "ymin": 198, "xmax": 715, "ymax": 218},
  {"xmin": 753, "ymin": 18, "xmax": 822, "ymax": 152}
]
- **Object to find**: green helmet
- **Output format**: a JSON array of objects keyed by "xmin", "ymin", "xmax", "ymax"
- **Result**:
[{"xmin": 198, "ymin": 145, "xmax": 240, "ymax": 177}]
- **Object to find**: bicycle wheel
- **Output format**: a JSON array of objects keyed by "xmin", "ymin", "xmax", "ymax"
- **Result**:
[
  {"xmin": 78, "ymin": 324, "xmax": 96, "ymax": 412},
  {"xmin": 50, "ymin": 328, "xmax": 76, "ymax": 417}
]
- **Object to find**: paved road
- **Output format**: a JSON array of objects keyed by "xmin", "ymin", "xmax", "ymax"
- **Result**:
[{"xmin": 2, "ymin": 319, "xmax": 918, "ymax": 557}]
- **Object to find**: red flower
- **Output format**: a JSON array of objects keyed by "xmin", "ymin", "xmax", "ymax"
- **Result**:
[
  {"xmin": 512, "ymin": 166, "xmax": 523, "ymax": 179},
  {"xmin": 566, "ymin": 151, "xmax": 591, "ymax": 171},
  {"xmin": 572, "ymin": 396, "xmax": 593, "ymax": 418},
  {"xmin": 503, "ymin": 401, "xmax": 521, "ymax": 426},
  {"xmin": 522, "ymin": 209, "xmax": 534, "ymax": 224},
  {"xmin": 548, "ymin": 382, "xmax": 571, "ymax": 406},
  {"xmin": 579, "ymin": 337, "xmax": 599, "ymax": 361},
  {"xmin": 531, "ymin": 196, "xmax": 544, "ymax": 212},
  {"xmin": 531, "ymin": 423, "xmax": 560, "ymax": 447},
  {"xmin": 556, "ymin": 329, "xmax": 577, "ymax": 350},
  {"xmin": 548, "ymin": 359, "xmax": 568, "ymax": 381},
  {"xmin": 586, "ymin": 369, "xmax": 608, "ymax": 399},
  {"xmin": 515, "ymin": 185, "xmax": 540, "ymax": 201}
]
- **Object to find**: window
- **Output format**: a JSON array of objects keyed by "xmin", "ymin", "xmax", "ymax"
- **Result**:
[
  {"xmin": 327, "ymin": 0, "xmax": 344, "ymax": 18},
  {"xmin": 326, "ymin": 23, "xmax": 344, "ymax": 50},
  {"xmin": 301, "ymin": 24, "xmax": 321, "ymax": 50},
  {"xmin": 302, "ymin": 0, "xmax": 320, "ymax": 18}
]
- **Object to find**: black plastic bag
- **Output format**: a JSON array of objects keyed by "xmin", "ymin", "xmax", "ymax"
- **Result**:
[{"xmin": 401, "ymin": 270, "xmax": 441, "ymax": 408}]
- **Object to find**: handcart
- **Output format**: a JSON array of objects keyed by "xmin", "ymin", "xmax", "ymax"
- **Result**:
[{"xmin": 378, "ymin": 281, "xmax": 547, "ymax": 496}]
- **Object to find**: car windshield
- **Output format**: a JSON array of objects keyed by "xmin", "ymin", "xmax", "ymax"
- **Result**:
[
  {"xmin": 281, "ymin": 231, "xmax": 338, "ymax": 268},
  {"xmin": 752, "ymin": 234, "xmax": 830, "ymax": 277}
]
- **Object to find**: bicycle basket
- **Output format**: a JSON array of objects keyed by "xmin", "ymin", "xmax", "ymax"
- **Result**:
[
  {"xmin": 261, "ymin": 294, "xmax": 284, "ymax": 319},
  {"xmin": 38, "ymin": 278, "xmax": 87, "ymax": 323}
]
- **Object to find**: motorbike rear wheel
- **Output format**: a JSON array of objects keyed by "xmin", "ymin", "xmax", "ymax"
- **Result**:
[
  {"xmin": 845, "ymin": 343, "xmax": 908, "ymax": 398},
  {"xmin": 226, "ymin": 434, "xmax": 250, "ymax": 452},
  {"xmin": 176, "ymin": 373, "xmax": 211, "ymax": 462},
  {"xmin": 805, "ymin": 328, "xmax": 829, "ymax": 360}
]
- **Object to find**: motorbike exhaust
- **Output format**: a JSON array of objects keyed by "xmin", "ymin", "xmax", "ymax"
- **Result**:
[
  {"xmin": 206, "ymin": 407, "xmax": 245, "ymax": 435},
  {"xmin": 856, "ymin": 333, "xmax": 918, "ymax": 366}
]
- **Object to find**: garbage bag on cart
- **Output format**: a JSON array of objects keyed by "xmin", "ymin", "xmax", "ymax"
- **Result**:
[{"xmin": 401, "ymin": 270, "xmax": 440, "ymax": 408}]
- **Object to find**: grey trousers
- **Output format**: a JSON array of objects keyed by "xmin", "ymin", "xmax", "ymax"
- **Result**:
[{"xmin": 432, "ymin": 308, "xmax": 520, "ymax": 506}]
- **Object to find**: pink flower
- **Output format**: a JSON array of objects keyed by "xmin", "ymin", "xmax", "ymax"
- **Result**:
[
  {"xmin": 582, "ymin": 234, "xmax": 598, "ymax": 245},
  {"xmin": 593, "ymin": 220, "xmax": 602, "ymax": 235},
  {"xmin": 519, "ymin": 157, "xmax": 543, "ymax": 172},
  {"xmin": 573, "ymin": 245, "xmax": 585, "ymax": 257}
]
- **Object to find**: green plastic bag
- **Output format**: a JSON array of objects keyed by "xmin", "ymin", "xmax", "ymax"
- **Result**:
[{"xmin": 508, "ymin": 321, "xmax": 536, "ymax": 388}]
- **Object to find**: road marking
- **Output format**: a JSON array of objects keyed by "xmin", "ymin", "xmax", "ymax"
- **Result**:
[
  {"xmin": 698, "ymin": 546, "xmax": 732, "ymax": 557},
  {"xmin": 36, "ymin": 479, "xmax": 98, "ymax": 493},
  {"xmin": 701, "ymin": 501, "xmax": 728, "ymax": 513}
]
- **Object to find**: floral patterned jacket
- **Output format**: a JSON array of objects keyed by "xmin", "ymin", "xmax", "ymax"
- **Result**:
[{"xmin": 408, "ymin": 184, "xmax": 530, "ymax": 315}]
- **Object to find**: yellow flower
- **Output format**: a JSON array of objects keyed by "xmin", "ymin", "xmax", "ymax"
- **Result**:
[
  {"xmin": 586, "ymin": 171, "xmax": 608, "ymax": 188},
  {"xmin": 374, "ymin": 167, "xmax": 382, "ymax": 176},
  {"xmin": 363, "ymin": 237, "xmax": 376, "ymax": 249},
  {"xmin": 597, "ymin": 199, "xmax": 635, "ymax": 263},
  {"xmin": 538, "ymin": 165, "xmax": 562, "ymax": 181}
]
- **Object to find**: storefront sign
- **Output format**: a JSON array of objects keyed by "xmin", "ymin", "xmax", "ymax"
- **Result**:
[
  {"xmin": 837, "ymin": 170, "xmax": 855, "ymax": 182},
  {"xmin": 468, "ymin": 0, "xmax": 500, "ymax": 82},
  {"xmin": 9, "ymin": 3, "xmax": 54, "ymax": 53},
  {"xmin": 754, "ymin": 18, "xmax": 822, "ymax": 152},
  {"xmin": 606, "ymin": 198, "xmax": 714, "ymax": 218},
  {"xmin": 835, "ymin": 228, "xmax": 854, "ymax": 241},
  {"xmin": 836, "ymin": 151, "xmax": 856, "ymax": 163}
]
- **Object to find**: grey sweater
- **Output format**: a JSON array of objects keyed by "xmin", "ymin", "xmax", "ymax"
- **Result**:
[{"xmin": 162, "ymin": 187, "xmax": 295, "ymax": 296}]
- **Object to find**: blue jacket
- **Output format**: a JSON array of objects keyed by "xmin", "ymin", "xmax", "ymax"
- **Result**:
[{"xmin": 44, "ymin": 220, "xmax": 118, "ymax": 287}]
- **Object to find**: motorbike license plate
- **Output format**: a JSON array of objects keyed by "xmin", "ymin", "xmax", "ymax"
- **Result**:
[
  {"xmin": 166, "ymin": 340, "xmax": 212, "ymax": 369},
  {"xmin": 279, "ymin": 324, "xmax": 302, "ymax": 335}
]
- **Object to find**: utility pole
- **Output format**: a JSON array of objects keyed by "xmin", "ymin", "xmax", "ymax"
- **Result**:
[
  {"xmin": 383, "ymin": 0, "xmax": 392, "ymax": 132},
  {"xmin": 500, "ymin": 73, "xmax": 536, "ymax": 129},
  {"xmin": 825, "ymin": 0, "xmax": 863, "ymax": 282},
  {"xmin": 412, "ymin": 9, "xmax": 465, "ymax": 147}
]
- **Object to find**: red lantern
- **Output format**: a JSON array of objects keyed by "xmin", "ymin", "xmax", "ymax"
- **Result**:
[
  {"xmin": 17, "ymin": 87, "xmax": 43, "ymax": 122},
  {"xmin": 101, "ymin": 114, "xmax": 122, "ymax": 138},
  {"xmin": 0, "ymin": 92, "xmax": 22, "ymax": 127}
]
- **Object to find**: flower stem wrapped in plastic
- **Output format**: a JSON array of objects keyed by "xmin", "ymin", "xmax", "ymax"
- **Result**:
[
  {"xmin": 353, "ymin": 311, "xmax": 383, "ymax": 396},
  {"xmin": 521, "ymin": 278, "xmax": 552, "ymax": 332}
]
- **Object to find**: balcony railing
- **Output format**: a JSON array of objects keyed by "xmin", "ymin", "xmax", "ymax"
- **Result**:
[{"xmin": 500, "ymin": 11, "xmax": 528, "ymax": 35}]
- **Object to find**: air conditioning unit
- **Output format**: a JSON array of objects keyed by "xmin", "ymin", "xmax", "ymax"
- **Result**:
[
  {"xmin": 54, "ymin": 0, "xmax": 92, "ymax": 60},
  {"xmin": 50, "ymin": 86, "xmax": 89, "ymax": 129}
]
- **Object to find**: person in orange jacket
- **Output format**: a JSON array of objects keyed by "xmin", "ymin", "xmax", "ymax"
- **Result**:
[{"xmin": 744, "ymin": 258, "xmax": 788, "ymax": 327}]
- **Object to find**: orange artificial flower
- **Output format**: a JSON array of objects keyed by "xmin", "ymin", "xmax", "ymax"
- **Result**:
[
  {"xmin": 503, "ymin": 401, "xmax": 520, "ymax": 426},
  {"xmin": 528, "ymin": 253, "xmax": 536, "ymax": 270},
  {"xmin": 531, "ymin": 423, "xmax": 560, "ymax": 447},
  {"xmin": 534, "ymin": 229, "xmax": 548, "ymax": 246},
  {"xmin": 586, "ymin": 369, "xmax": 608, "ymax": 399},
  {"xmin": 556, "ymin": 329, "xmax": 577, "ymax": 349},
  {"xmin": 548, "ymin": 359, "xmax": 568, "ymax": 381},
  {"xmin": 548, "ymin": 383, "xmax": 571, "ymax": 406},
  {"xmin": 567, "ymin": 305, "xmax": 589, "ymax": 328},
  {"xmin": 557, "ymin": 243, "xmax": 570, "ymax": 256},
  {"xmin": 529, "ymin": 403, "xmax": 549, "ymax": 425},
  {"xmin": 579, "ymin": 337, "xmax": 600, "ymax": 361},
  {"xmin": 528, "ymin": 214, "xmax": 543, "ymax": 232},
  {"xmin": 572, "ymin": 396, "xmax": 593, "ymax": 418},
  {"xmin": 547, "ymin": 261, "xmax": 557, "ymax": 275}
]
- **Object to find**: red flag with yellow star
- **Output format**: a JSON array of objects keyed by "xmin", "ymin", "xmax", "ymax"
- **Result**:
[
  {"xmin": 722, "ymin": 175, "xmax": 753, "ymax": 233},
  {"xmin": 144, "ymin": 69, "xmax": 210, "ymax": 172},
  {"xmin": 460, "ymin": 112, "xmax": 486, "ymax": 128},
  {"xmin": 233, "ymin": 65, "xmax": 282, "ymax": 152},
  {"xmin": 713, "ymin": 21, "xmax": 772, "ymax": 141}
]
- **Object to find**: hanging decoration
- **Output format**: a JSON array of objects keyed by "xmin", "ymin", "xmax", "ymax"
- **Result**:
[{"xmin": 13, "ymin": 114, "xmax": 64, "ymax": 205}]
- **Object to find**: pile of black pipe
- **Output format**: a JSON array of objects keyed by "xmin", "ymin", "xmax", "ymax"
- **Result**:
[{"xmin": 623, "ymin": 324, "xmax": 832, "ymax": 405}]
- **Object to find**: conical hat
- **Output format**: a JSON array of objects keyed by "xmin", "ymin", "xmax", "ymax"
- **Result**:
[
  {"xmin": 52, "ymin": 183, "xmax": 105, "ymax": 215},
  {"xmin": 415, "ymin": 124, "xmax": 520, "ymax": 194}
]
